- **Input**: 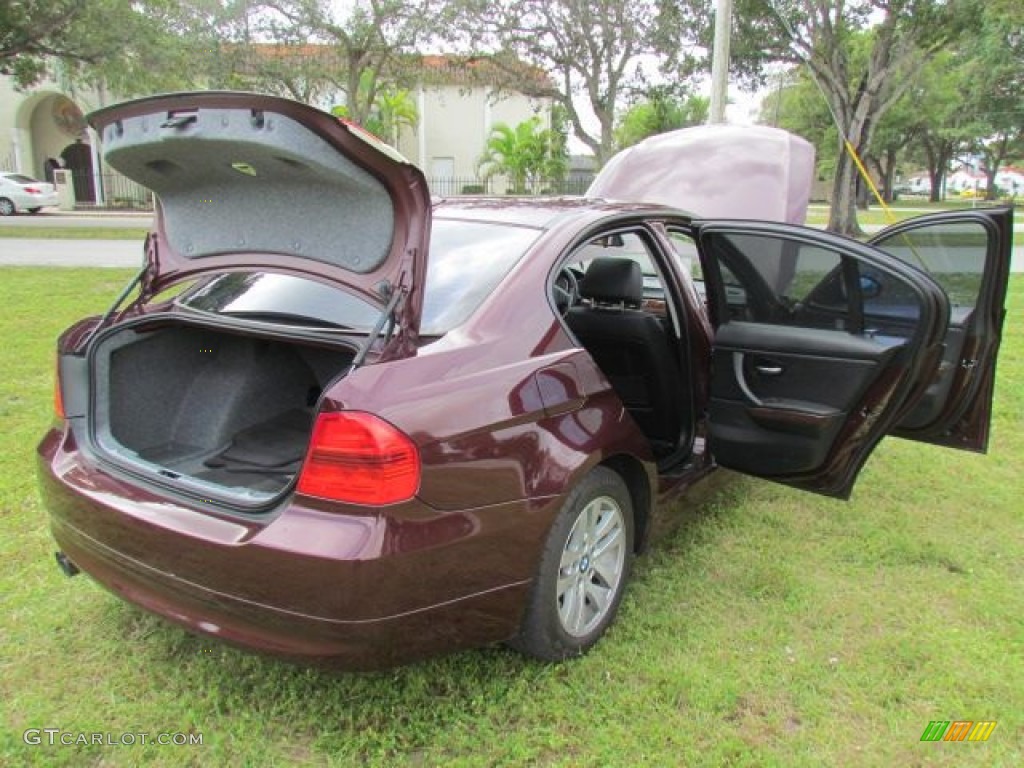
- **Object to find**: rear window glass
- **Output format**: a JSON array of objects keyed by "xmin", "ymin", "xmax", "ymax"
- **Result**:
[
  {"xmin": 178, "ymin": 219, "xmax": 540, "ymax": 335},
  {"xmin": 4, "ymin": 174, "xmax": 37, "ymax": 184}
]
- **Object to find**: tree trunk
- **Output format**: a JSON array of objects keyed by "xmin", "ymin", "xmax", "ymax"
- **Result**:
[
  {"xmin": 824, "ymin": 85, "xmax": 876, "ymax": 236},
  {"xmin": 856, "ymin": 177, "xmax": 870, "ymax": 210},
  {"xmin": 828, "ymin": 144, "xmax": 863, "ymax": 237},
  {"xmin": 922, "ymin": 139, "xmax": 951, "ymax": 203},
  {"xmin": 594, "ymin": 108, "xmax": 616, "ymax": 167},
  {"xmin": 874, "ymin": 147, "xmax": 898, "ymax": 202},
  {"xmin": 982, "ymin": 136, "xmax": 1009, "ymax": 201},
  {"xmin": 984, "ymin": 167, "xmax": 999, "ymax": 200}
]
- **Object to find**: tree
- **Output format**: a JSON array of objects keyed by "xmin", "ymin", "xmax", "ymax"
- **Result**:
[
  {"xmin": 332, "ymin": 70, "xmax": 418, "ymax": 146},
  {"xmin": 477, "ymin": 117, "xmax": 566, "ymax": 193},
  {"xmin": 900, "ymin": 51, "xmax": 974, "ymax": 202},
  {"xmin": 0, "ymin": 0, "xmax": 183, "ymax": 89},
  {"xmin": 456, "ymin": 0, "xmax": 703, "ymax": 165},
  {"xmin": 254, "ymin": 0, "xmax": 446, "ymax": 123},
  {"xmin": 3, "ymin": 1, "xmax": 270, "ymax": 100},
  {"xmin": 367, "ymin": 84, "xmax": 419, "ymax": 146},
  {"xmin": 732, "ymin": 0, "xmax": 976, "ymax": 235},
  {"xmin": 543, "ymin": 104, "xmax": 570, "ymax": 188},
  {"xmin": 615, "ymin": 88, "xmax": 709, "ymax": 149},
  {"xmin": 758, "ymin": 67, "xmax": 839, "ymax": 180},
  {"xmin": 962, "ymin": 2, "xmax": 1024, "ymax": 199},
  {"xmin": 64, "ymin": 1, "xmax": 230, "ymax": 97}
]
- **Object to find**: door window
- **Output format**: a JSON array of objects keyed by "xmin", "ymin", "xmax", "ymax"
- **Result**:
[
  {"xmin": 701, "ymin": 232, "xmax": 864, "ymax": 331},
  {"xmin": 871, "ymin": 220, "xmax": 988, "ymax": 324},
  {"xmin": 566, "ymin": 230, "xmax": 672, "ymax": 314}
]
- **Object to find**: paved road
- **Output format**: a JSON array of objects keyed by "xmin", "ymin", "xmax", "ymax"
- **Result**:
[
  {"xmin": 0, "ymin": 211, "xmax": 151, "ymax": 228},
  {"xmin": 0, "ymin": 238, "xmax": 145, "ymax": 267}
]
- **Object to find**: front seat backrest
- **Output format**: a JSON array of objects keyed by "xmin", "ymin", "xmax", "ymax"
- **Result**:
[
  {"xmin": 578, "ymin": 257, "xmax": 643, "ymax": 307},
  {"xmin": 567, "ymin": 257, "xmax": 684, "ymax": 452}
]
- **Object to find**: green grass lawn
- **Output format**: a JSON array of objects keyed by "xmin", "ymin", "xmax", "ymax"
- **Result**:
[
  {"xmin": 805, "ymin": 200, "xmax": 1018, "ymax": 225},
  {"xmin": 0, "ymin": 226, "xmax": 149, "ymax": 240},
  {"xmin": 2, "ymin": 268, "xmax": 1021, "ymax": 767},
  {"xmin": 803, "ymin": 205, "xmax": 1024, "ymax": 249}
]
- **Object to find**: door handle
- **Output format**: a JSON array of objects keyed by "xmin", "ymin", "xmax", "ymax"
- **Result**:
[
  {"xmin": 733, "ymin": 353, "xmax": 763, "ymax": 406},
  {"xmin": 755, "ymin": 365, "xmax": 783, "ymax": 376}
]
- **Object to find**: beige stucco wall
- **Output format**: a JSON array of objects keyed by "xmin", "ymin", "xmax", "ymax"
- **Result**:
[
  {"xmin": 396, "ymin": 84, "xmax": 551, "ymax": 191},
  {"xmin": 0, "ymin": 79, "xmax": 19, "ymax": 169},
  {"xmin": 3, "ymin": 72, "xmax": 550, "ymax": 200}
]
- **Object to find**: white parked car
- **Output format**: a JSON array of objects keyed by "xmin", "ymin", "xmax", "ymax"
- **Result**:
[{"xmin": 0, "ymin": 172, "xmax": 59, "ymax": 215}]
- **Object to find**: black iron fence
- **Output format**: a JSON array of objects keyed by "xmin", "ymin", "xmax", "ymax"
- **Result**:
[
  {"xmin": 428, "ymin": 175, "xmax": 593, "ymax": 197},
  {"xmin": 429, "ymin": 176, "xmax": 496, "ymax": 196},
  {"xmin": 65, "ymin": 173, "xmax": 594, "ymax": 210},
  {"xmin": 70, "ymin": 173, "xmax": 153, "ymax": 210}
]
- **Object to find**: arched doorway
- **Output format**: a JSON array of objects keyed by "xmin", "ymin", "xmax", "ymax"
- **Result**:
[
  {"xmin": 14, "ymin": 91, "xmax": 93, "ymax": 201},
  {"xmin": 61, "ymin": 140, "xmax": 95, "ymax": 203}
]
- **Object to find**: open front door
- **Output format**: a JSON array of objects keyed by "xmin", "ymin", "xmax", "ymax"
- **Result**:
[
  {"xmin": 693, "ymin": 221, "xmax": 952, "ymax": 499},
  {"xmin": 867, "ymin": 207, "xmax": 1012, "ymax": 451}
]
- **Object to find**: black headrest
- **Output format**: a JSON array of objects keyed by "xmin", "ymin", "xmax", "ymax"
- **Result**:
[{"xmin": 579, "ymin": 257, "xmax": 643, "ymax": 307}]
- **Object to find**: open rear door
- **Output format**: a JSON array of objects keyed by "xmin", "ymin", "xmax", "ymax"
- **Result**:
[
  {"xmin": 693, "ymin": 221, "xmax": 952, "ymax": 499},
  {"xmin": 867, "ymin": 207, "xmax": 1012, "ymax": 451}
]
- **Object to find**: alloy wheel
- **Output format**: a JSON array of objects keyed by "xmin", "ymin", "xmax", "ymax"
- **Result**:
[{"xmin": 555, "ymin": 494, "xmax": 627, "ymax": 638}]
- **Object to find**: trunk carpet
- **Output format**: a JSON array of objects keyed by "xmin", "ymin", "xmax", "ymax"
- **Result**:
[{"xmin": 197, "ymin": 408, "xmax": 313, "ymax": 490}]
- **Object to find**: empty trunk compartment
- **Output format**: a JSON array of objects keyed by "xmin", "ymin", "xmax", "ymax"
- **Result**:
[{"xmin": 88, "ymin": 320, "xmax": 357, "ymax": 505}]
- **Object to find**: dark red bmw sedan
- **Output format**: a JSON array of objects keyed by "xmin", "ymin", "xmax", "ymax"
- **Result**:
[{"xmin": 37, "ymin": 92, "xmax": 1012, "ymax": 668}]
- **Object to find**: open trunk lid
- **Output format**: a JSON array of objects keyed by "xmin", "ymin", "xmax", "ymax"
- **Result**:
[{"xmin": 88, "ymin": 91, "xmax": 431, "ymax": 341}]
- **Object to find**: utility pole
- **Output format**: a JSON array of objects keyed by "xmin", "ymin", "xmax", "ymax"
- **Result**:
[{"xmin": 709, "ymin": 0, "xmax": 732, "ymax": 124}]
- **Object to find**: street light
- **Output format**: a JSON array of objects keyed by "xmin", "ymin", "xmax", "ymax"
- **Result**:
[{"xmin": 709, "ymin": 0, "xmax": 733, "ymax": 124}]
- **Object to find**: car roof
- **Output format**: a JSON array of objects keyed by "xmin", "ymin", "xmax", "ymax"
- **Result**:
[{"xmin": 432, "ymin": 196, "xmax": 681, "ymax": 230}]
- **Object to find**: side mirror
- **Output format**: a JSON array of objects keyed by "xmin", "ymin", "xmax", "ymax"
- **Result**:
[
  {"xmin": 860, "ymin": 274, "xmax": 882, "ymax": 299},
  {"xmin": 595, "ymin": 234, "xmax": 624, "ymax": 248}
]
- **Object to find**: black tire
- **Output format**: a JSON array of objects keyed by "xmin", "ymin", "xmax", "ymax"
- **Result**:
[
  {"xmin": 510, "ymin": 466, "xmax": 634, "ymax": 661},
  {"xmin": 27, "ymin": 207, "xmax": 42, "ymax": 214},
  {"xmin": 0, "ymin": 198, "xmax": 15, "ymax": 216}
]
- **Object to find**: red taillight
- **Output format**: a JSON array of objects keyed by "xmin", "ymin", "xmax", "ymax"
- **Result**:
[
  {"xmin": 25, "ymin": 186, "xmax": 41, "ymax": 194},
  {"xmin": 54, "ymin": 357, "xmax": 65, "ymax": 420},
  {"xmin": 297, "ymin": 411, "xmax": 420, "ymax": 505}
]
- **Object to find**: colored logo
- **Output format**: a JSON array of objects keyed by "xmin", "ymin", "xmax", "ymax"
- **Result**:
[{"xmin": 920, "ymin": 721, "xmax": 997, "ymax": 742}]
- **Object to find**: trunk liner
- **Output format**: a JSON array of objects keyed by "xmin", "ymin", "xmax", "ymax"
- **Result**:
[
  {"xmin": 190, "ymin": 409, "xmax": 313, "ymax": 492},
  {"xmin": 136, "ymin": 409, "xmax": 314, "ymax": 492},
  {"xmin": 204, "ymin": 408, "xmax": 313, "ymax": 471},
  {"xmin": 91, "ymin": 320, "xmax": 356, "ymax": 502}
]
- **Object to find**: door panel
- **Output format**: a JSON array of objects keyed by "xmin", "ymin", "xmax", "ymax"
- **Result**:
[
  {"xmin": 694, "ymin": 222, "xmax": 949, "ymax": 498},
  {"xmin": 893, "ymin": 326, "xmax": 966, "ymax": 430},
  {"xmin": 711, "ymin": 322, "xmax": 905, "ymax": 476},
  {"xmin": 868, "ymin": 207, "xmax": 1013, "ymax": 450}
]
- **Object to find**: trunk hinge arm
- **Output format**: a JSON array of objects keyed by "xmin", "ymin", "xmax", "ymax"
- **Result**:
[
  {"xmin": 350, "ymin": 282, "xmax": 405, "ymax": 369},
  {"xmin": 77, "ymin": 233, "xmax": 157, "ymax": 352},
  {"xmin": 349, "ymin": 246, "xmax": 418, "ymax": 370}
]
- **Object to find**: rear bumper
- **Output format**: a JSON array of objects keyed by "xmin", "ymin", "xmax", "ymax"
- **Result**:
[
  {"xmin": 38, "ymin": 428, "xmax": 550, "ymax": 668},
  {"xmin": 20, "ymin": 192, "xmax": 58, "ymax": 210}
]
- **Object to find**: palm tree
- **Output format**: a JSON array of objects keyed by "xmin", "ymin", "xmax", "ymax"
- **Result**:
[
  {"xmin": 371, "ymin": 86, "xmax": 418, "ymax": 146},
  {"xmin": 477, "ymin": 117, "xmax": 565, "ymax": 194},
  {"xmin": 332, "ymin": 69, "xmax": 418, "ymax": 147}
]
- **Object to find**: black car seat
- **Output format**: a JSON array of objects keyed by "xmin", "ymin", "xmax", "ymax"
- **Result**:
[{"xmin": 566, "ymin": 257, "xmax": 683, "ymax": 454}]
